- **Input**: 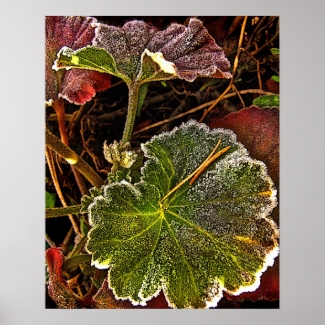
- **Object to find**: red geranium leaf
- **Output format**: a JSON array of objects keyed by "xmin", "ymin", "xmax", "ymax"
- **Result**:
[
  {"xmin": 45, "ymin": 248, "xmax": 82, "ymax": 308},
  {"xmin": 46, "ymin": 16, "xmax": 111, "ymax": 104},
  {"xmin": 146, "ymin": 18, "xmax": 232, "ymax": 81},
  {"xmin": 59, "ymin": 69, "xmax": 112, "ymax": 105},
  {"xmin": 209, "ymin": 106, "xmax": 279, "ymax": 187}
]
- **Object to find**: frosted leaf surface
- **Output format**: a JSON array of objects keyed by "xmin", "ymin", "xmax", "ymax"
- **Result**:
[
  {"xmin": 46, "ymin": 16, "xmax": 111, "ymax": 104},
  {"xmin": 53, "ymin": 18, "xmax": 231, "ymax": 85},
  {"xmin": 86, "ymin": 120, "xmax": 278, "ymax": 308}
]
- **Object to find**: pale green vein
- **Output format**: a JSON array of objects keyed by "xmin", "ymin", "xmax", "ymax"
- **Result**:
[
  {"xmin": 112, "ymin": 215, "xmax": 162, "ymax": 243},
  {"xmin": 147, "ymin": 145, "xmax": 175, "ymax": 194},
  {"xmin": 93, "ymin": 215, "xmax": 162, "ymax": 249},
  {"xmin": 162, "ymin": 217, "xmax": 199, "ymax": 298},
  {"xmin": 176, "ymin": 143, "xmax": 191, "ymax": 182},
  {"xmin": 155, "ymin": 145, "xmax": 176, "ymax": 188},
  {"xmin": 165, "ymin": 208, "xmax": 263, "ymax": 268},
  {"xmin": 114, "ymin": 189, "xmax": 142, "ymax": 213},
  {"xmin": 96, "ymin": 210, "xmax": 160, "ymax": 218},
  {"xmin": 115, "ymin": 218, "xmax": 163, "ymax": 288},
  {"xmin": 74, "ymin": 51, "xmax": 116, "ymax": 74}
]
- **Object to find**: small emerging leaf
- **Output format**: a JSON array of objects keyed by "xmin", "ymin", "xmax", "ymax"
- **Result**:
[
  {"xmin": 80, "ymin": 187, "xmax": 103, "ymax": 214},
  {"xmin": 270, "ymin": 48, "xmax": 280, "ymax": 55},
  {"xmin": 85, "ymin": 120, "xmax": 278, "ymax": 308},
  {"xmin": 252, "ymin": 95, "xmax": 279, "ymax": 108},
  {"xmin": 103, "ymin": 140, "xmax": 139, "ymax": 174}
]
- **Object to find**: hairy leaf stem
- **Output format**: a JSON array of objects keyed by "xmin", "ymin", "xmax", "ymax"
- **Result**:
[
  {"xmin": 46, "ymin": 128, "xmax": 104, "ymax": 188},
  {"xmin": 121, "ymin": 82, "xmax": 141, "ymax": 144},
  {"xmin": 46, "ymin": 205, "xmax": 82, "ymax": 218}
]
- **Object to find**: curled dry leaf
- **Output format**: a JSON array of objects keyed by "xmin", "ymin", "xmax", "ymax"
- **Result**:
[
  {"xmin": 46, "ymin": 247, "xmax": 170, "ymax": 309},
  {"xmin": 46, "ymin": 16, "xmax": 111, "ymax": 105},
  {"xmin": 46, "ymin": 248, "xmax": 82, "ymax": 308}
]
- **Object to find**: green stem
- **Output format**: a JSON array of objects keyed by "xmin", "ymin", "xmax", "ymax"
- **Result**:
[
  {"xmin": 121, "ymin": 82, "xmax": 141, "ymax": 144},
  {"xmin": 46, "ymin": 205, "xmax": 81, "ymax": 218},
  {"xmin": 62, "ymin": 254, "xmax": 92, "ymax": 271},
  {"xmin": 46, "ymin": 127, "xmax": 104, "ymax": 188},
  {"xmin": 70, "ymin": 236, "xmax": 88, "ymax": 257}
]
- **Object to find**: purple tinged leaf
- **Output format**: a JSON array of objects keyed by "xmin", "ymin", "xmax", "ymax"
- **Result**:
[
  {"xmin": 92, "ymin": 18, "xmax": 231, "ymax": 83},
  {"xmin": 147, "ymin": 19, "xmax": 232, "ymax": 81},
  {"xmin": 46, "ymin": 16, "xmax": 111, "ymax": 104},
  {"xmin": 92, "ymin": 21, "xmax": 157, "ymax": 81}
]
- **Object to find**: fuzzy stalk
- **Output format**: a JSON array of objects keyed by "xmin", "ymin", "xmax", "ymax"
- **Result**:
[
  {"xmin": 46, "ymin": 127, "xmax": 104, "ymax": 188},
  {"xmin": 121, "ymin": 82, "xmax": 141, "ymax": 144},
  {"xmin": 46, "ymin": 205, "xmax": 82, "ymax": 218}
]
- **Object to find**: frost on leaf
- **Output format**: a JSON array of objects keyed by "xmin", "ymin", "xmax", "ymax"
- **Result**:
[
  {"xmin": 54, "ymin": 18, "xmax": 231, "ymax": 85},
  {"xmin": 85, "ymin": 120, "xmax": 279, "ymax": 309},
  {"xmin": 46, "ymin": 16, "xmax": 111, "ymax": 105}
]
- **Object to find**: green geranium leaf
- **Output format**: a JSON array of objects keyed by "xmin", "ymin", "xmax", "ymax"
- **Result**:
[
  {"xmin": 53, "ymin": 46, "xmax": 128, "ymax": 82},
  {"xmin": 85, "ymin": 120, "xmax": 278, "ymax": 309}
]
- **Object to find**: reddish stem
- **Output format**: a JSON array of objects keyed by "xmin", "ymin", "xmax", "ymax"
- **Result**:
[
  {"xmin": 52, "ymin": 98, "xmax": 69, "ymax": 145},
  {"xmin": 51, "ymin": 99, "xmax": 89, "ymax": 196}
]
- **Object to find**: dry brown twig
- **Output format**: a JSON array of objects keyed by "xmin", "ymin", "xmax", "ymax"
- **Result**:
[
  {"xmin": 231, "ymin": 84, "xmax": 245, "ymax": 108},
  {"xmin": 133, "ymin": 88, "xmax": 274, "ymax": 136},
  {"xmin": 79, "ymin": 101, "xmax": 109, "ymax": 174},
  {"xmin": 198, "ymin": 16, "xmax": 248, "ymax": 122}
]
